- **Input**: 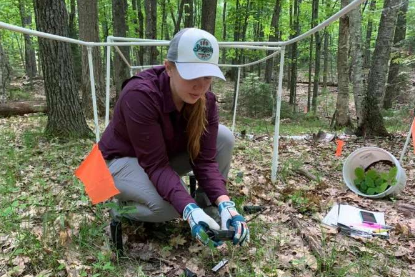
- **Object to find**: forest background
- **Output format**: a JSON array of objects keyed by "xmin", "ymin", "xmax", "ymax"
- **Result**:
[{"xmin": 1, "ymin": 0, "xmax": 415, "ymax": 276}]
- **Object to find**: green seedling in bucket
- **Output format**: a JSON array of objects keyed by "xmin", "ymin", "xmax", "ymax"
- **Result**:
[{"xmin": 353, "ymin": 166, "xmax": 398, "ymax": 195}]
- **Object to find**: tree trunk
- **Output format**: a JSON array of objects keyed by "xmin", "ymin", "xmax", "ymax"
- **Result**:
[
  {"xmin": 136, "ymin": 0, "xmax": 144, "ymax": 64},
  {"xmin": 68, "ymin": 0, "xmax": 81, "ymax": 85},
  {"xmin": 0, "ymin": 38, "xmax": 11, "ymax": 103},
  {"xmin": 159, "ymin": 0, "xmax": 167, "ymax": 63},
  {"xmin": 308, "ymin": 0, "xmax": 318, "ymax": 113},
  {"xmin": 0, "ymin": 101, "xmax": 47, "ymax": 117},
  {"xmin": 33, "ymin": 0, "xmax": 91, "ymax": 138},
  {"xmin": 77, "ymin": 0, "xmax": 106, "ymax": 118},
  {"xmin": 144, "ymin": 0, "xmax": 158, "ymax": 64},
  {"xmin": 184, "ymin": 0, "xmax": 194, "ymax": 27},
  {"xmin": 333, "ymin": 0, "xmax": 352, "ymax": 129},
  {"xmin": 307, "ymin": 36, "xmax": 313, "ymax": 113},
  {"xmin": 289, "ymin": 0, "xmax": 300, "ymax": 109},
  {"xmin": 112, "ymin": 0, "xmax": 130, "ymax": 95},
  {"xmin": 311, "ymin": 0, "xmax": 321, "ymax": 114},
  {"xmin": 18, "ymin": 0, "xmax": 37, "ymax": 79},
  {"xmin": 174, "ymin": 0, "xmax": 186, "ymax": 34},
  {"xmin": 221, "ymin": 0, "xmax": 227, "ymax": 64},
  {"xmin": 356, "ymin": 0, "xmax": 396, "ymax": 136},
  {"xmin": 322, "ymin": 0, "xmax": 331, "ymax": 94},
  {"xmin": 265, "ymin": 0, "xmax": 281, "ymax": 84},
  {"xmin": 349, "ymin": 2, "xmax": 364, "ymax": 126},
  {"xmin": 201, "ymin": 0, "xmax": 217, "ymax": 35},
  {"xmin": 367, "ymin": 0, "xmax": 400, "ymax": 107},
  {"xmin": 383, "ymin": 0, "xmax": 408, "ymax": 109},
  {"xmin": 363, "ymin": 0, "xmax": 376, "ymax": 69}
]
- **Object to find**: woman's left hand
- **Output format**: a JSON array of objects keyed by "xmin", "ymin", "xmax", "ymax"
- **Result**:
[{"xmin": 218, "ymin": 201, "xmax": 249, "ymax": 246}]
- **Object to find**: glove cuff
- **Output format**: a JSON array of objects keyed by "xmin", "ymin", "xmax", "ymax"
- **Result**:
[
  {"xmin": 183, "ymin": 203, "xmax": 199, "ymax": 220},
  {"xmin": 218, "ymin": 200, "xmax": 235, "ymax": 213}
]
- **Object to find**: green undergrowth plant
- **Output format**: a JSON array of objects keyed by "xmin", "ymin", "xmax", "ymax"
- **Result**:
[{"xmin": 354, "ymin": 166, "xmax": 397, "ymax": 195}]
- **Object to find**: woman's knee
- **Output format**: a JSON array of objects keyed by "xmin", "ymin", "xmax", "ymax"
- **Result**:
[
  {"xmin": 217, "ymin": 124, "xmax": 235, "ymax": 150},
  {"xmin": 148, "ymin": 200, "xmax": 180, "ymax": 221}
]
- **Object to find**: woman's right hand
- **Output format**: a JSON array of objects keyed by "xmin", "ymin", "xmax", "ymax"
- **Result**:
[{"xmin": 183, "ymin": 203, "xmax": 223, "ymax": 248}]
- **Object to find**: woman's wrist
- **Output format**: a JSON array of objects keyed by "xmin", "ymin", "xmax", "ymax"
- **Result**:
[{"xmin": 215, "ymin": 195, "xmax": 230, "ymax": 205}]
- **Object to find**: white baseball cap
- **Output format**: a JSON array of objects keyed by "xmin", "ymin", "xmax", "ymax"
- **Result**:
[{"xmin": 167, "ymin": 28, "xmax": 226, "ymax": 81}]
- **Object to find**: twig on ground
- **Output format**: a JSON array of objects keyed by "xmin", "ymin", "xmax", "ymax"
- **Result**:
[
  {"xmin": 246, "ymin": 207, "xmax": 270, "ymax": 223},
  {"xmin": 293, "ymin": 168, "xmax": 319, "ymax": 182}
]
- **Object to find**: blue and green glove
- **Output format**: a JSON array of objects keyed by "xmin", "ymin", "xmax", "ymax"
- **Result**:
[
  {"xmin": 218, "ymin": 201, "xmax": 249, "ymax": 246},
  {"xmin": 183, "ymin": 203, "xmax": 223, "ymax": 248}
]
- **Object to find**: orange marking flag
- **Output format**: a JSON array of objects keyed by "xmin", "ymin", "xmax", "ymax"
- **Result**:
[
  {"xmin": 412, "ymin": 117, "xmax": 415, "ymax": 154},
  {"xmin": 75, "ymin": 144, "xmax": 119, "ymax": 204},
  {"xmin": 335, "ymin": 139, "xmax": 345, "ymax": 157}
]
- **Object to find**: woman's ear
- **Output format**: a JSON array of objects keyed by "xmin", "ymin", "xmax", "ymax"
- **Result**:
[{"xmin": 164, "ymin": 60, "xmax": 172, "ymax": 76}]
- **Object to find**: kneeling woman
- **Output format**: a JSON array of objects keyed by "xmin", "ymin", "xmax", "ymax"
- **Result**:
[{"xmin": 99, "ymin": 28, "xmax": 249, "ymax": 247}]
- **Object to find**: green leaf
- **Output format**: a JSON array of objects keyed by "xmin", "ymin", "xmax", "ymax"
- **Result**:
[
  {"xmin": 367, "ymin": 188, "xmax": 377, "ymax": 195},
  {"xmin": 365, "ymin": 176, "xmax": 375, "ymax": 187},
  {"xmin": 375, "ymin": 178, "xmax": 383, "ymax": 186},
  {"xmin": 388, "ymin": 167, "xmax": 398, "ymax": 180},
  {"xmin": 380, "ymin": 172, "xmax": 388, "ymax": 180},
  {"xmin": 361, "ymin": 182, "xmax": 367, "ymax": 191},
  {"xmin": 355, "ymin": 167, "xmax": 365, "ymax": 180},
  {"xmin": 366, "ymin": 169, "xmax": 378, "ymax": 180},
  {"xmin": 377, "ymin": 182, "xmax": 388, "ymax": 193}
]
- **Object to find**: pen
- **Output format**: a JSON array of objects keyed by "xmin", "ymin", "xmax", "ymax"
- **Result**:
[
  {"xmin": 362, "ymin": 222, "xmax": 393, "ymax": 230},
  {"xmin": 372, "ymin": 229, "xmax": 389, "ymax": 233}
]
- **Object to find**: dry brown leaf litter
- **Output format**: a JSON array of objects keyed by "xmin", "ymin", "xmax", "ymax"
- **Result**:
[{"xmin": 1, "ymin": 114, "xmax": 415, "ymax": 276}]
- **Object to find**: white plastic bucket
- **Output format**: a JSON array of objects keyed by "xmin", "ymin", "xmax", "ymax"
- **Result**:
[{"xmin": 342, "ymin": 147, "xmax": 407, "ymax": 198}]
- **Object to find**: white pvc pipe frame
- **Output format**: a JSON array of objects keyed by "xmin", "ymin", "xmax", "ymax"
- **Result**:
[{"xmin": 2, "ymin": 0, "xmax": 398, "ymax": 184}]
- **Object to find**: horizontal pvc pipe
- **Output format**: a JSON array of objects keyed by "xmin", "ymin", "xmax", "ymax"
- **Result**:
[
  {"xmin": 219, "ymin": 50, "xmax": 281, "ymax": 68},
  {"xmin": 215, "ymin": 0, "xmax": 366, "ymax": 47},
  {"xmin": 1, "ymin": 0, "xmax": 364, "ymax": 49}
]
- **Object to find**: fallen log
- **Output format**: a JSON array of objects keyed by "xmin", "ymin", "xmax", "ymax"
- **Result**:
[
  {"xmin": 291, "ymin": 218, "xmax": 324, "ymax": 258},
  {"xmin": 395, "ymin": 202, "xmax": 415, "ymax": 217},
  {"xmin": 0, "ymin": 101, "xmax": 47, "ymax": 117}
]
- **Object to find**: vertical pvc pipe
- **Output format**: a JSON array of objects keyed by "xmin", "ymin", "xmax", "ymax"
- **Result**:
[
  {"xmin": 271, "ymin": 47, "xmax": 285, "ymax": 183},
  {"xmin": 105, "ymin": 38, "xmax": 111, "ymax": 128},
  {"xmin": 231, "ymin": 67, "xmax": 242, "ymax": 134},
  {"xmin": 87, "ymin": 46, "xmax": 100, "ymax": 142},
  {"xmin": 130, "ymin": 68, "xmax": 133, "ymax": 77},
  {"xmin": 399, "ymin": 118, "xmax": 414, "ymax": 164}
]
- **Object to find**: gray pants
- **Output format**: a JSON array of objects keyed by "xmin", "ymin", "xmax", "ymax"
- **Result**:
[{"xmin": 106, "ymin": 124, "xmax": 234, "ymax": 222}]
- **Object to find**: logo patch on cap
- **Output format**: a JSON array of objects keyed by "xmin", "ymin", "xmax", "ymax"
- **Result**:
[{"xmin": 193, "ymin": 38, "xmax": 213, "ymax": 61}]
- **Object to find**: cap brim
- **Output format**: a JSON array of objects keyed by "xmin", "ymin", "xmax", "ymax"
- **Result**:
[{"xmin": 175, "ymin": 63, "xmax": 226, "ymax": 81}]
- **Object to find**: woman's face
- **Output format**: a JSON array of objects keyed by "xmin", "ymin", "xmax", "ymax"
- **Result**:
[{"xmin": 165, "ymin": 61, "xmax": 212, "ymax": 110}]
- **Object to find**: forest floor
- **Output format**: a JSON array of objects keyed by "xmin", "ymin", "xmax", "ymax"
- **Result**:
[{"xmin": 1, "ymin": 76, "xmax": 415, "ymax": 277}]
